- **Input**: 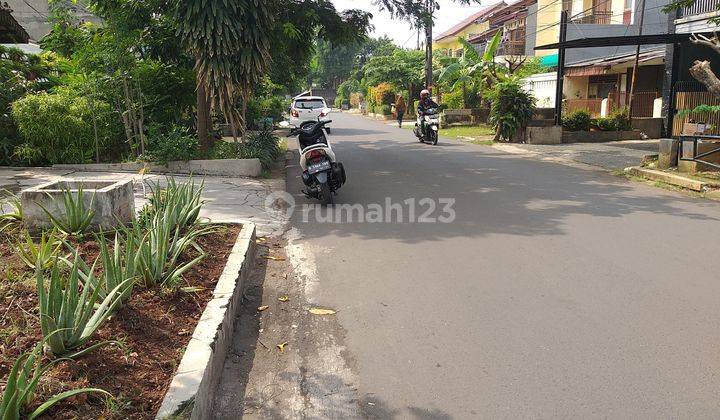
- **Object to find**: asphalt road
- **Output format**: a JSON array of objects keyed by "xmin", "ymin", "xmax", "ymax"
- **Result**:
[{"xmin": 284, "ymin": 112, "xmax": 720, "ymax": 418}]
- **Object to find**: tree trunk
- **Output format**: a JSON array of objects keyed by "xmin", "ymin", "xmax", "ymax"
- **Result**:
[
  {"xmin": 690, "ymin": 60, "xmax": 720, "ymax": 98},
  {"xmin": 196, "ymin": 78, "xmax": 212, "ymax": 152},
  {"xmin": 462, "ymin": 82, "xmax": 467, "ymax": 109}
]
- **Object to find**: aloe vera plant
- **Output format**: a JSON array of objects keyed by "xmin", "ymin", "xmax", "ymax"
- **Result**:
[
  {"xmin": 17, "ymin": 229, "xmax": 62, "ymax": 270},
  {"xmin": 140, "ymin": 177, "xmax": 204, "ymax": 229},
  {"xmin": 36, "ymin": 254, "xmax": 132, "ymax": 357},
  {"xmin": 131, "ymin": 213, "xmax": 212, "ymax": 288},
  {"xmin": 90, "ymin": 231, "xmax": 137, "ymax": 304},
  {"xmin": 0, "ymin": 191, "xmax": 23, "ymax": 233},
  {"xmin": 0, "ymin": 335, "xmax": 110, "ymax": 420},
  {"xmin": 39, "ymin": 185, "xmax": 95, "ymax": 236}
]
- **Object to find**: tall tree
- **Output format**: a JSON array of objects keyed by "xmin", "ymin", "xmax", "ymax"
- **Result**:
[
  {"xmin": 176, "ymin": 0, "xmax": 271, "ymax": 146},
  {"xmin": 373, "ymin": 0, "xmax": 480, "ymax": 88}
]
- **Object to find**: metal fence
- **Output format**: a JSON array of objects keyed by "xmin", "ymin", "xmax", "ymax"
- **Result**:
[
  {"xmin": 679, "ymin": 0, "xmax": 719, "ymax": 17},
  {"xmin": 672, "ymin": 81, "xmax": 720, "ymax": 135}
]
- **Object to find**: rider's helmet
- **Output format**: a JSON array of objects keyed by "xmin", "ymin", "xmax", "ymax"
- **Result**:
[{"xmin": 420, "ymin": 89, "xmax": 430, "ymax": 99}]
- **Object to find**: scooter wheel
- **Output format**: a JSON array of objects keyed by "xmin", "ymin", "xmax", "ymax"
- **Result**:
[{"xmin": 320, "ymin": 182, "xmax": 333, "ymax": 206}]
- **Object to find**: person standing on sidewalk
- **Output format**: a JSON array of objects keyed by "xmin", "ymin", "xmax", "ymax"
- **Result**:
[{"xmin": 395, "ymin": 94, "xmax": 407, "ymax": 128}]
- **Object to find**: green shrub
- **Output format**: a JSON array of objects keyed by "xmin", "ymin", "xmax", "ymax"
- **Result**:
[
  {"xmin": 1, "ymin": 47, "xmax": 60, "ymax": 165},
  {"xmin": 246, "ymin": 95, "xmax": 286, "ymax": 129},
  {"xmin": 368, "ymin": 83, "xmax": 396, "ymax": 107},
  {"xmin": 380, "ymin": 104, "xmax": 392, "ymax": 115},
  {"xmin": 611, "ymin": 108, "xmax": 632, "ymax": 131},
  {"xmin": 11, "ymin": 88, "xmax": 116, "ymax": 165},
  {"xmin": 132, "ymin": 60, "xmax": 195, "ymax": 128},
  {"xmin": 489, "ymin": 81, "xmax": 535, "ymax": 142},
  {"xmin": 591, "ymin": 117, "xmax": 617, "ymax": 131},
  {"xmin": 442, "ymin": 89, "xmax": 465, "ymax": 110},
  {"xmin": 349, "ymin": 92, "xmax": 363, "ymax": 108},
  {"xmin": 142, "ymin": 125, "xmax": 198, "ymax": 165},
  {"xmin": 209, "ymin": 130, "xmax": 281, "ymax": 168},
  {"xmin": 562, "ymin": 110, "xmax": 592, "ymax": 131}
]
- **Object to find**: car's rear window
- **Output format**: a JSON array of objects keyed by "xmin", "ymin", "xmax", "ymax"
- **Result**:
[{"xmin": 294, "ymin": 99, "xmax": 325, "ymax": 109}]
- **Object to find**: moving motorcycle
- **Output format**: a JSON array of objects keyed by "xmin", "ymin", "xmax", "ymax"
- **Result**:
[
  {"xmin": 414, "ymin": 107, "xmax": 440, "ymax": 145},
  {"xmin": 281, "ymin": 115, "xmax": 346, "ymax": 205}
]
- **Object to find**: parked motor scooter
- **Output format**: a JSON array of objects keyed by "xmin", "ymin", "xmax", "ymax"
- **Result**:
[{"xmin": 281, "ymin": 114, "xmax": 346, "ymax": 205}]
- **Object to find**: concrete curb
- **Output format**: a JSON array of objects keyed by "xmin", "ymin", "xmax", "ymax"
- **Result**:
[
  {"xmin": 53, "ymin": 158, "xmax": 262, "ymax": 178},
  {"xmin": 624, "ymin": 167, "xmax": 707, "ymax": 192},
  {"xmin": 155, "ymin": 223, "xmax": 257, "ymax": 419}
]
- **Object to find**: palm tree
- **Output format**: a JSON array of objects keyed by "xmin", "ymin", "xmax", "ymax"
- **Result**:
[{"xmin": 176, "ymin": 0, "xmax": 271, "ymax": 147}]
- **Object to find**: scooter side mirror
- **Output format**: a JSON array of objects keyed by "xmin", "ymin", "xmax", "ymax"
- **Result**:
[{"xmin": 279, "ymin": 120, "xmax": 291, "ymax": 128}]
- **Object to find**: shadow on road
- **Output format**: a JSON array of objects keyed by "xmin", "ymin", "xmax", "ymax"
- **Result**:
[{"xmin": 286, "ymin": 134, "xmax": 719, "ymax": 244}]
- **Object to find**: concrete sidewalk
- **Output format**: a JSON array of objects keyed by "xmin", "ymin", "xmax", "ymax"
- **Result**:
[
  {"xmin": 0, "ymin": 167, "xmax": 287, "ymax": 236},
  {"xmin": 492, "ymin": 140, "xmax": 660, "ymax": 171}
]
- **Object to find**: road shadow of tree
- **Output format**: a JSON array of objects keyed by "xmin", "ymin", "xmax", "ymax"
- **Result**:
[{"xmin": 286, "ymin": 136, "xmax": 720, "ymax": 244}]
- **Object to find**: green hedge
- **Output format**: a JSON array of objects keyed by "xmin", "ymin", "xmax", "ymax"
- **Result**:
[{"xmin": 11, "ymin": 88, "xmax": 117, "ymax": 165}]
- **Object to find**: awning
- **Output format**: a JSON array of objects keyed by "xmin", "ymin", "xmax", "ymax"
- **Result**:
[
  {"xmin": 564, "ymin": 48, "xmax": 665, "ymax": 69},
  {"xmin": 539, "ymin": 54, "xmax": 558, "ymax": 67},
  {"xmin": 535, "ymin": 33, "xmax": 695, "ymax": 50}
]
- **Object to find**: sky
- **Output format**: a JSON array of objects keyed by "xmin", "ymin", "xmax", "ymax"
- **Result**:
[{"xmin": 330, "ymin": 0, "xmax": 487, "ymax": 48}]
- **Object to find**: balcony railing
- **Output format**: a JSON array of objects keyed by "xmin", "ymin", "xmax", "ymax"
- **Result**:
[
  {"xmin": 679, "ymin": 0, "xmax": 719, "ymax": 17},
  {"xmin": 498, "ymin": 40, "xmax": 526, "ymax": 56},
  {"xmin": 571, "ymin": 10, "xmax": 613, "ymax": 24}
]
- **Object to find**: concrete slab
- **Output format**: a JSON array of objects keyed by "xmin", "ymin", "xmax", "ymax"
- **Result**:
[
  {"xmin": 625, "ymin": 167, "xmax": 707, "ymax": 191},
  {"xmin": 0, "ymin": 168, "xmax": 288, "ymax": 236}
]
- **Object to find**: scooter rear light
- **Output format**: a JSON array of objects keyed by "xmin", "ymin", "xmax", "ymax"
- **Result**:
[
  {"xmin": 291, "ymin": 109, "xmax": 299, "ymax": 118},
  {"xmin": 306, "ymin": 149, "xmax": 325, "ymax": 160}
]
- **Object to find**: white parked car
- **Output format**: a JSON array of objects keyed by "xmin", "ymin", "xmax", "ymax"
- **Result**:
[{"xmin": 290, "ymin": 96, "xmax": 332, "ymax": 133}]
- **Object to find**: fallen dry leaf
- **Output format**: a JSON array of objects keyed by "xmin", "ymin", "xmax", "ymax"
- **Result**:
[
  {"xmin": 309, "ymin": 307, "xmax": 336, "ymax": 315},
  {"xmin": 263, "ymin": 255, "xmax": 285, "ymax": 261},
  {"xmin": 277, "ymin": 342, "xmax": 288, "ymax": 353},
  {"xmin": 257, "ymin": 305, "xmax": 269, "ymax": 312},
  {"xmin": 278, "ymin": 296, "xmax": 289, "ymax": 302}
]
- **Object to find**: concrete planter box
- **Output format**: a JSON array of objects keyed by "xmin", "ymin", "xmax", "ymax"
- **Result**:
[
  {"xmin": 156, "ymin": 223, "xmax": 256, "ymax": 419},
  {"xmin": 53, "ymin": 158, "xmax": 262, "ymax": 178},
  {"xmin": 21, "ymin": 179, "xmax": 134, "ymax": 232}
]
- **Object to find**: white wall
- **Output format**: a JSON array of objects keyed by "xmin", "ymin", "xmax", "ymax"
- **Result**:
[{"xmin": 522, "ymin": 72, "xmax": 557, "ymax": 108}]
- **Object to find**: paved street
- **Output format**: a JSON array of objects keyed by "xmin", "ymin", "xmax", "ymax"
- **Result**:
[{"xmin": 265, "ymin": 112, "xmax": 720, "ymax": 418}]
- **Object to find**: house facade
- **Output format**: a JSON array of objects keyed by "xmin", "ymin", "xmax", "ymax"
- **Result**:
[
  {"xmin": 4, "ymin": 0, "xmax": 100, "ymax": 42},
  {"xmin": 433, "ymin": 4, "xmax": 506, "ymax": 57}
]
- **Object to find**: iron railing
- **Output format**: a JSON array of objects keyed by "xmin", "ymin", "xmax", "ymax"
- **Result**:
[
  {"xmin": 498, "ymin": 40, "xmax": 526, "ymax": 56},
  {"xmin": 571, "ymin": 10, "xmax": 613, "ymax": 24},
  {"xmin": 679, "ymin": 0, "xmax": 719, "ymax": 17}
]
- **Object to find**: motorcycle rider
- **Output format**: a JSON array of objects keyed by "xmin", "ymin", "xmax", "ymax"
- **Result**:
[
  {"xmin": 415, "ymin": 89, "xmax": 439, "ymax": 137},
  {"xmin": 416, "ymin": 89, "xmax": 438, "ymax": 116}
]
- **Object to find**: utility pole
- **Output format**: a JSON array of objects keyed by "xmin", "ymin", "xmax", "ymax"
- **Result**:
[
  {"xmin": 424, "ymin": 0, "xmax": 434, "ymax": 89},
  {"xmin": 554, "ymin": 10, "xmax": 568, "ymax": 125},
  {"xmin": 628, "ymin": 0, "xmax": 646, "ymax": 122}
]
